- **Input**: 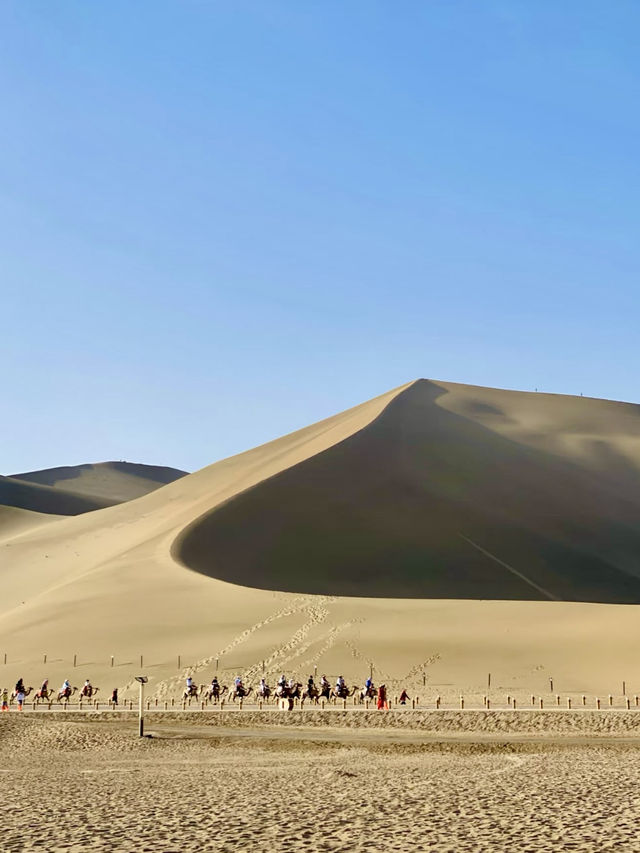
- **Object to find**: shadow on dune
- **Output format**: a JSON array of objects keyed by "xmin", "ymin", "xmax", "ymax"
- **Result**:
[{"xmin": 173, "ymin": 380, "xmax": 640, "ymax": 603}]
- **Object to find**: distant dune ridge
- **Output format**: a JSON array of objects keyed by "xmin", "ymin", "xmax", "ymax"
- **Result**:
[
  {"xmin": 3, "ymin": 379, "xmax": 640, "ymax": 695},
  {"xmin": 1, "ymin": 461, "xmax": 188, "ymax": 517}
]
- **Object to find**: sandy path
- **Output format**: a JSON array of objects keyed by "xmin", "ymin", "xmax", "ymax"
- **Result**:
[{"xmin": 2, "ymin": 718, "xmax": 640, "ymax": 852}]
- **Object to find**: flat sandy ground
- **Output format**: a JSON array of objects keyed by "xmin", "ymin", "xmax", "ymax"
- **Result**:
[{"xmin": 2, "ymin": 716, "xmax": 640, "ymax": 852}]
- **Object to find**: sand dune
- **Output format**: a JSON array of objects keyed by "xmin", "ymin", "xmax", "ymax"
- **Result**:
[
  {"xmin": 175, "ymin": 380, "xmax": 640, "ymax": 603},
  {"xmin": 0, "ymin": 474, "xmax": 117, "ymax": 516},
  {"xmin": 0, "ymin": 505, "xmax": 64, "ymax": 538},
  {"xmin": 6, "ymin": 460, "xmax": 187, "ymax": 510},
  {"xmin": 3, "ymin": 379, "xmax": 640, "ymax": 699}
]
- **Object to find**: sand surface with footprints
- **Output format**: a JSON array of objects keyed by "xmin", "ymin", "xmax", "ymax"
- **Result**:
[{"xmin": 2, "ymin": 715, "xmax": 640, "ymax": 852}]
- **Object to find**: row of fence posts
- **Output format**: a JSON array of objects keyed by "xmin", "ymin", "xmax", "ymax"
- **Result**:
[
  {"xmin": 18, "ymin": 691, "xmax": 640, "ymax": 712},
  {"xmin": 1, "ymin": 653, "xmax": 211, "ymax": 669}
]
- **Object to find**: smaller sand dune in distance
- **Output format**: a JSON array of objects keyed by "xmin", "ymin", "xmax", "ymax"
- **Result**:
[
  {"xmin": 10, "ymin": 461, "xmax": 188, "ymax": 503},
  {"xmin": 0, "ymin": 474, "xmax": 116, "ymax": 516},
  {"xmin": 1, "ymin": 461, "xmax": 188, "ymax": 516}
]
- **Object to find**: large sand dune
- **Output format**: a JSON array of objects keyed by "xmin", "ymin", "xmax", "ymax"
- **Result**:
[
  {"xmin": 175, "ymin": 380, "xmax": 640, "ymax": 603},
  {"xmin": 2, "ymin": 380, "xmax": 640, "ymax": 697}
]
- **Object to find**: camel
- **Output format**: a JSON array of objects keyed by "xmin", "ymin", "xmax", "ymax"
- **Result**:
[
  {"xmin": 255, "ymin": 684, "xmax": 271, "ymax": 702},
  {"xmin": 358, "ymin": 685, "xmax": 377, "ymax": 703},
  {"xmin": 34, "ymin": 687, "xmax": 52, "ymax": 704},
  {"xmin": 203, "ymin": 683, "xmax": 227, "ymax": 704},
  {"xmin": 183, "ymin": 683, "xmax": 203, "ymax": 701},
  {"xmin": 330, "ymin": 685, "xmax": 358, "ymax": 701},
  {"xmin": 228, "ymin": 684, "xmax": 252, "ymax": 702},
  {"xmin": 10, "ymin": 687, "xmax": 33, "ymax": 702},
  {"xmin": 56, "ymin": 686, "xmax": 78, "ymax": 702},
  {"xmin": 301, "ymin": 685, "xmax": 320, "ymax": 705}
]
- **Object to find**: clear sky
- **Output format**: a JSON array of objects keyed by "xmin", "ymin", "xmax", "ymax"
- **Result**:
[{"xmin": 2, "ymin": 1, "xmax": 639, "ymax": 474}]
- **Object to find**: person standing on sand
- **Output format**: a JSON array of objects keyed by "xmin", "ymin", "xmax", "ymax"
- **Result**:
[
  {"xmin": 377, "ymin": 684, "xmax": 388, "ymax": 711},
  {"xmin": 399, "ymin": 689, "xmax": 410, "ymax": 705},
  {"xmin": 110, "ymin": 689, "xmax": 118, "ymax": 706},
  {"xmin": 1, "ymin": 688, "xmax": 8, "ymax": 711}
]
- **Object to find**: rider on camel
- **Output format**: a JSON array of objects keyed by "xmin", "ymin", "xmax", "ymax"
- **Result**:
[
  {"xmin": 60, "ymin": 679, "xmax": 71, "ymax": 696},
  {"xmin": 40, "ymin": 678, "xmax": 48, "ymax": 694},
  {"xmin": 15, "ymin": 678, "xmax": 24, "ymax": 695},
  {"xmin": 82, "ymin": 679, "xmax": 92, "ymax": 696},
  {"xmin": 307, "ymin": 675, "xmax": 315, "ymax": 693}
]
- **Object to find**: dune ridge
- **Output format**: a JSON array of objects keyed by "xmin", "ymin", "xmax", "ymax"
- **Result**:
[
  {"xmin": 3, "ymin": 461, "xmax": 188, "ymax": 514},
  {"xmin": 3, "ymin": 379, "xmax": 640, "ymax": 698}
]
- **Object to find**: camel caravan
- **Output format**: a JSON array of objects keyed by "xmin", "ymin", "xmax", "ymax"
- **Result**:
[
  {"xmin": 2, "ymin": 672, "xmax": 398, "ymax": 711},
  {"xmin": 181, "ymin": 673, "xmax": 393, "ymax": 710},
  {"xmin": 2, "ymin": 678, "xmax": 101, "ymax": 710}
]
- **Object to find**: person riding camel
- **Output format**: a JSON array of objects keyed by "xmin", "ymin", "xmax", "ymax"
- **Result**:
[
  {"xmin": 60, "ymin": 679, "xmax": 71, "ymax": 697},
  {"xmin": 336, "ymin": 675, "xmax": 345, "ymax": 695},
  {"xmin": 259, "ymin": 678, "xmax": 268, "ymax": 695},
  {"xmin": 186, "ymin": 676, "xmax": 194, "ymax": 694},
  {"xmin": 40, "ymin": 679, "xmax": 48, "ymax": 694},
  {"xmin": 82, "ymin": 679, "xmax": 92, "ymax": 697},
  {"xmin": 278, "ymin": 674, "xmax": 286, "ymax": 688},
  {"xmin": 307, "ymin": 675, "xmax": 315, "ymax": 693},
  {"xmin": 15, "ymin": 678, "xmax": 24, "ymax": 695},
  {"xmin": 211, "ymin": 677, "xmax": 219, "ymax": 692}
]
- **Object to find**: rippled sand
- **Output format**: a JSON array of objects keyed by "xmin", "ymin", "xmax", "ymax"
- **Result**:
[{"xmin": 2, "ymin": 716, "xmax": 640, "ymax": 852}]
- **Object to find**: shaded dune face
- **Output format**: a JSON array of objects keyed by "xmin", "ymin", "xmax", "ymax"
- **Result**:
[{"xmin": 175, "ymin": 381, "xmax": 640, "ymax": 603}]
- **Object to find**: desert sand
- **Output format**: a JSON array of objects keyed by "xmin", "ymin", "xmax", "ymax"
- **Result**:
[
  {"xmin": 1, "ymin": 461, "xmax": 187, "ymax": 515},
  {"xmin": 2, "ymin": 380, "xmax": 640, "ymax": 702},
  {"xmin": 2, "ymin": 714, "xmax": 640, "ymax": 852}
]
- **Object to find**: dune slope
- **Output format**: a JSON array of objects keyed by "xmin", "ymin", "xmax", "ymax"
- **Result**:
[
  {"xmin": 3, "ymin": 379, "xmax": 640, "ymax": 696},
  {"xmin": 9, "ymin": 461, "xmax": 188, "ymax": 505},
  {"xmin": 175, "ymin": 380, "xmax": 640, "ymax": 603},
  {"xmin": 0, "ymin": 474, "xmax": 116, "ymax": 516}
]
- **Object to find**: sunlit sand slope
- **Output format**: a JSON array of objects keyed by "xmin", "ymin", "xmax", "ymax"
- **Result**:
[
  {"xmin": 3, "ymin": 380, "xmax": 640, "ymax": 696},
  {"xmin": 0, "ymin": 505, "xmax": 64, "ymax": 538},
  {"xmin": 176, "ymin": 380, "xmax": 640, "ymax": 603}
]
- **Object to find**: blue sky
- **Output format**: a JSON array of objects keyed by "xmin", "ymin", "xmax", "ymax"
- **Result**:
[{"xmin": 2, "ymin": 1, "xmax": 639, "ymax": 473}]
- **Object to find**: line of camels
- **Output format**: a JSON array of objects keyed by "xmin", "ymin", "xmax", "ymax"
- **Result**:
[
  {"xmin": 8, "ymin": 681, "xmax": 381, "ymax": 706},
  {"xmin": 183, "ymin": 681, "xmax": 378, "ymax": 705},
  {"xmin": 9, "ymin": 685, "xmax": 99, "ymax": 705}
]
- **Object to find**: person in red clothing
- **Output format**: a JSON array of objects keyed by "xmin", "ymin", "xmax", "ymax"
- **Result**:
[{"xmin": 377, "ymin": 684, "xmax": 389, "ymax": 710}]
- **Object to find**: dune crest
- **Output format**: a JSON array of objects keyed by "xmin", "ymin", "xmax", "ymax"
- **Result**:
[{"xmin": 3, "ymin": 379, "xmax": 640, "ymax": 695}]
